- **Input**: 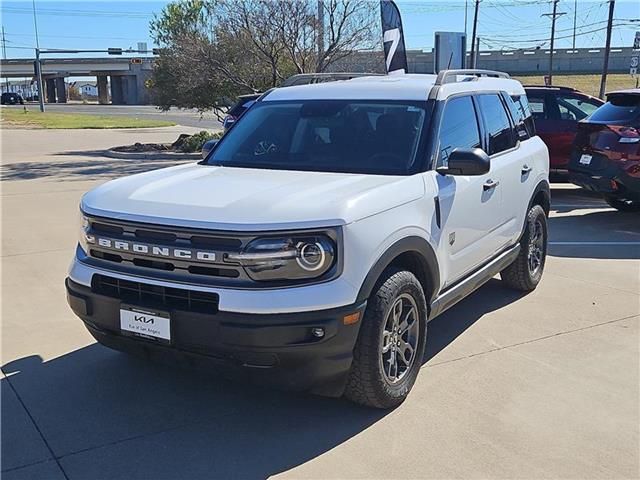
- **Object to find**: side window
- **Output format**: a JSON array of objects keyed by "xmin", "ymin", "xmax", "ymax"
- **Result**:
[
  {"xmin": 557, "ymin": 95, "xmax": 601, "ymax": 121},
  {"xmin": 436, "ymin": 96, "xmax": 481, "ymax": 167},
  {"xmin": 477, "ymin": 94, "xmax": 517, "ymax": 155},
  {"xmin": 528, "ymin": 95, "xmax": 547, "ymax": 121},
  {"xmin": 507, "ymin": 94, "xmax": 533, "ymax": 140}
]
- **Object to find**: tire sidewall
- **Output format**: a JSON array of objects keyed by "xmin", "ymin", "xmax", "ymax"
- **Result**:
[
  {"xmin": 367, "ymin": 270, "xmax": 427, "ymax": 406},
  {"xmin": 524, "ymin": 204, "xmax": 548, "ymax": 285}
]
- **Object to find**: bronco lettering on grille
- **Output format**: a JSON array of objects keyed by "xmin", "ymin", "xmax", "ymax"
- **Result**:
[{"xmin": 85, "ymin": 234, "xmax": 217, "ymax": 263}]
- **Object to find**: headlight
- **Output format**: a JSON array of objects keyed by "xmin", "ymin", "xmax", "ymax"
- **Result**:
[
  {"xmin": 228, "ymin": 234, "xmax": 336, "ymax": 282},
  {"xmin": 78, "ymin": 211, "xmax": 92, "ymax": 253}
]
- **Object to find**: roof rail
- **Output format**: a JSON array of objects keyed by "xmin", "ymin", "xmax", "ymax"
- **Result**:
[{"xmin": 435, "ymin": 69, "xmax": 510, "ymax": 86}]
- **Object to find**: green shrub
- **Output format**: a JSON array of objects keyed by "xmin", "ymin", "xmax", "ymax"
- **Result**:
[{"xmin": 179, "ymin": 130, "xmax": 223, "ymax": 153}]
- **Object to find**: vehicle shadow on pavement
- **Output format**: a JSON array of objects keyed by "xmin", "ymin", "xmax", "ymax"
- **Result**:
[
  {"xmin": 424, "ymin": 279, "xmax": 527, "ymax": 362},
  {"xmin": 2, "ymin": 280, "xmax": 524, "ymax": 479},
  {"xmin": 0, "ymin": 154, "xmax": 187, "ymax": 182},
  {"xmin": 2, "ymin": 347, "xmax": 386, "ymax": 479}
]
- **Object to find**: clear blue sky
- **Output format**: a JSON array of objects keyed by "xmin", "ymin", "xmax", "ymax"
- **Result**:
[{"xmin": 1, "ymin": 0, "xmax": 638, "ymax": 59}]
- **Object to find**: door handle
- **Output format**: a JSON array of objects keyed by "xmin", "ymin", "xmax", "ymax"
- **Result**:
[
  {"xmin": 521, "ymin": 164, "xmax": 532, "ymax": 174},
  {"xmin": 483, "ymin": 179, "xmax": 500, "ymax": 191}
]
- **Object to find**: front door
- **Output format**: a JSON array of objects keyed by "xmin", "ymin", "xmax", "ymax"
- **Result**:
[{"xmin": 430, "ymin": 94, "xmax": 506, "ymax": 287}]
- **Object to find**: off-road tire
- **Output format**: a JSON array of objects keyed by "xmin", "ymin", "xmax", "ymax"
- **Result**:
[
  {"xmin": 603, "ymin": 195, "xmax": 640, "ymax": 212},
  {"xmin": 344, "ymin": 268, "xmax": 427, "ymax": 409},
  {"xmin": 501, "ymin": 204, "xmax": 547, "ymax": 292}
]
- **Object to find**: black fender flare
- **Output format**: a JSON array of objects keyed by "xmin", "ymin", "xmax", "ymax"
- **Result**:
[
  {"xmin": 529, "ymin": 179, "xmax": 551, "ymax": 215},
  {"xmin": 356, "ymin": 236, "xmax": 440, "ymax": 305},
  {"xmin": 518, "ymin": 179, "xmax": 551, "ymax": 241}
]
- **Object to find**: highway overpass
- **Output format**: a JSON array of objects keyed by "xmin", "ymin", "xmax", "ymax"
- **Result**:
[
  {"xmin": 1, "ymin": 46, "xmax": 636, "ymax": 105},
  {"xmin": 0, "ymin": 57, "xmax": 153, "ymax": 105}
]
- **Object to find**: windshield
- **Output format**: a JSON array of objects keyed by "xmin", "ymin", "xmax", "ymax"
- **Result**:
[{"xmin": 206, "ymin": 100, "xmax": 429, "ymax": 175}]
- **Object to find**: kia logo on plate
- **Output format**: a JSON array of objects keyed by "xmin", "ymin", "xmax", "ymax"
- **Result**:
[{"xmin": 134, "ymin": 315, "xmax": 154, "ymax": 324}]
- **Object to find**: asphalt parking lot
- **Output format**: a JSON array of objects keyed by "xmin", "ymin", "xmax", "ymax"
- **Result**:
[{"xmin": 1, "ymin": 127, "xmax": 639, "ymax": 480}]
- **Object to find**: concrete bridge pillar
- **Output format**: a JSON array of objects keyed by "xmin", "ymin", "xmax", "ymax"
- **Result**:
[
  {"xmin": 55, "ymin": 77, "xmax": 67, "ymax": 103},
  {"xmin": 45, "ymin": 79, "xmax": 56, "ymax": 103},
  {"xmin": 97, "ymin": 75, "xmax": 108, "ymax": 104},
  {"xmin": 110, "ymin": 76, "xmax": 124, "ymax": 105},
  {"xmin": 124, "ymin": 76, "xmax": 138, "ymax": 105}
]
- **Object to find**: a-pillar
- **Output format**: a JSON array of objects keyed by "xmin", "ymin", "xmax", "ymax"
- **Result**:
[
  {"xmin": 45, "ymin": 79, "xmax": 56, "ymax": 103},
  {"xmin": 55, "ymin": 77, "xmax": 67, "ymax": 103},
  {"xmin": 110, "ymin": 76, "xmax": 124, "ymax": 105},
  {"xmin": 97, "ymin": 75, "xmax": 108, "ymax": 104}
]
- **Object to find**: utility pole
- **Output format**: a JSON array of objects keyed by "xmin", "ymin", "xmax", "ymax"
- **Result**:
[
  {"xmin": 464, "ymin": 0, "xmax": 468, "ymax": 37},
  {"xmin": 32, "ymin": 0, "xmax": 45, "ymax": 111},
  {"xmin": 317, "ymin": 0, "xmax": 324, "ymax": 71},
  {"xmin": 2, "ymin": 26, "xmax": 9, "ymax": 92},
  {"xmin": 542, "ymin": 0, "xmax": 565, "ymax": 86},
  {"xmin": 598, "ymin": 0, "xmax": 615, "ymax": 99},
  {"xmin": 469, "ymin": 0, "xmax": 480, "ymax": 69},
  {"xmin": 572, "ymin": 0, "xmax": 577, "ymax": 50}
]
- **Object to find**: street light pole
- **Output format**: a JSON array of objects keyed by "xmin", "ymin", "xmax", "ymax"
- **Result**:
[{"xmin": 32, "ymin": 0, "xmax": 45, "ymax": 111}]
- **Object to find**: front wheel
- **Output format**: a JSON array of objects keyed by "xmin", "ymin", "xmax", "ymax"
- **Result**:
[
  {"xmin": 603, "ymin": 195, "xmax": 640, "ymax": 212},
  {"xmin": 501, "ymin": 204, "xmax": 548, "ymax": 292},
  {"xmin": 345, "ymin": 269, "xmax": 427, "ymax": 409}
]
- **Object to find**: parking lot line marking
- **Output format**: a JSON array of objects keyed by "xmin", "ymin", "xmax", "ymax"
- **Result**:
[{"xmin": 549, "ymin": 241, "xmax": 640, "ymax": 245}]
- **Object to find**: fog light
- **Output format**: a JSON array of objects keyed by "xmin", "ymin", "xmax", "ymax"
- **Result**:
[{"xmin": 311, "ymin": 327, "xmax": 325, "ymax": 338}]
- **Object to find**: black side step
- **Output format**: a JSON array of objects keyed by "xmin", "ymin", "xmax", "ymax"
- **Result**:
[{"xmin": 429, "ymin": 244, "xmax": 520, "ymax": 320}]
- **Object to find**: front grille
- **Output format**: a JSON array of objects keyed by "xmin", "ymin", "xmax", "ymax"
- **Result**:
[
  {"xmin": 85, "ymin": 216, "xmax": 249, "ymax": 282},
  {"xmin": 92, "ymin": 274, "xmax": 219, "ymax": 313}
]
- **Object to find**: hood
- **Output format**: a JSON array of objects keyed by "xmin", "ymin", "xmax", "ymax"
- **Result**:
[{"xmin": 81, "ymin": 163, "xmax": 425, "ymax": 231}]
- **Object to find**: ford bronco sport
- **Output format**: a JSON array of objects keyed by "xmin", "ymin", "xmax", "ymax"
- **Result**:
[{"xmin": 66, "ymin": 70, "xmax": 550, "ymax": 408}]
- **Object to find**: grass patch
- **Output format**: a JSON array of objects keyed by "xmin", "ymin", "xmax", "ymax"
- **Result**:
[
  {"xmin": 0, "ymin": 108, "xmax": 175, "ymax": 129},
  {"xmin": 513, "ymin": 74, "xmax": 638, "ymax": 98}
]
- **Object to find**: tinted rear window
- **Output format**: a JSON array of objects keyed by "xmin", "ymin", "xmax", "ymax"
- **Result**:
[
  {"xmin": 477, "ymin": 94, "xmax": 517, "ymax": 155},
  {"xmin": 589, "ymin": 95, "xmax": 640, "ymax": 123}
]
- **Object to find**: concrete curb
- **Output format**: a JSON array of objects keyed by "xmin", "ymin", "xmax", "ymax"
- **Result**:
[{"xmin": 103, "ymin": 149, "xmax": 201, "ymax": 160}]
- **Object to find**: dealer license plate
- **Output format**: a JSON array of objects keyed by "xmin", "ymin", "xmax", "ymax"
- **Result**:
[
  {"xmin": 120, "ymin": 306, "xmax": 171, "ymax": 341},
  {"xmin": 579, "ymin": 154, "xmax": 593, "ymax": 165}
]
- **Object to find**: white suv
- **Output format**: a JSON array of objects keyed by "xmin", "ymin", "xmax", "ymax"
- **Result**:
[{"xmin": 66, "ymin": 70, "xmax": 550, "ymax": 408}]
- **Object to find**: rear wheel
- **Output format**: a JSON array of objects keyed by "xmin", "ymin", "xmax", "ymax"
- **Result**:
[
  {"xmin": 603, "ymin": 195, "xmax": 640, "ymax": 212},
  {"xmin": 501, "ymin": 204, "xmax": 547, "ymax": 292},
  {"xmin": 345, "ymin": 269, "xmax": 427, "ymax": 409}
]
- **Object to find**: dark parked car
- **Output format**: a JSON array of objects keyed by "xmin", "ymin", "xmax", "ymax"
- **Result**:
[
  {"xmin": 222, "ymin": 94, "xmax": 260, "ymax": 131},
  {"xmin": 1, "ymin": 92, "xmax": 24, "ymax": 105},
  {"xmin": 525, "ymin": 86, "xmax": 603, "ymax": 175},
  {"xmin": 568, "ymin": 89, "xmax": 640, "ymax": 212}
]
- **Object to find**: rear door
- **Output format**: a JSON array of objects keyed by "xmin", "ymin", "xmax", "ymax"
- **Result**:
[
  {"xmin": 432, "ymin": 94, "xmax": 505, "ymax": 286},
  {"xmin": 476, "ymin": 93, "xmax": 522, "ymax": 246}
]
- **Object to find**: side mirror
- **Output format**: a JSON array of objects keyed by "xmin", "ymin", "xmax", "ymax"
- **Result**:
[
  {"xmin": 201, "ymin": 139, "xmax": 219, "ymax": 159},
  {"xmin": 436, "ymin": 148, "xmax": 490, "ymax": 176}
]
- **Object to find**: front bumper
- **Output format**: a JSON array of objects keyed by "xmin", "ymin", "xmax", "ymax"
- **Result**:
[{"xmin": 66, "ymin": 277, "xmax": 366, "ymax": 397}]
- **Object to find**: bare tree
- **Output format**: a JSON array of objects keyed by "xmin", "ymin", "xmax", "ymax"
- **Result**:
[{"xmin": 150, "ymin": 0, "xmax": 380, "ymax": 112}]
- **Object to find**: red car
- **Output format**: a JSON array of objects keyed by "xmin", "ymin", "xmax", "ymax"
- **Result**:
[
  {"xmin": 568, "ymin": 89, "xmax": 640, "ymax": 212},
  {"xmin": 525, "ymin": 86, "xmax": 603, "ymax": 175}
]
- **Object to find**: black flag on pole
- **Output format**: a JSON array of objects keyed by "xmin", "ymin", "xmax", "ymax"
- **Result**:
[{"xmin": 380, "ymin": 0, "xmax": 408, "ymax": 74}]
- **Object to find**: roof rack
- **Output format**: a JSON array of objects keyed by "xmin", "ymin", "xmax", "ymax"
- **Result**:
[{"xmin": 435, "ymin": 69, "xmax": 510, "ymax": 86}]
